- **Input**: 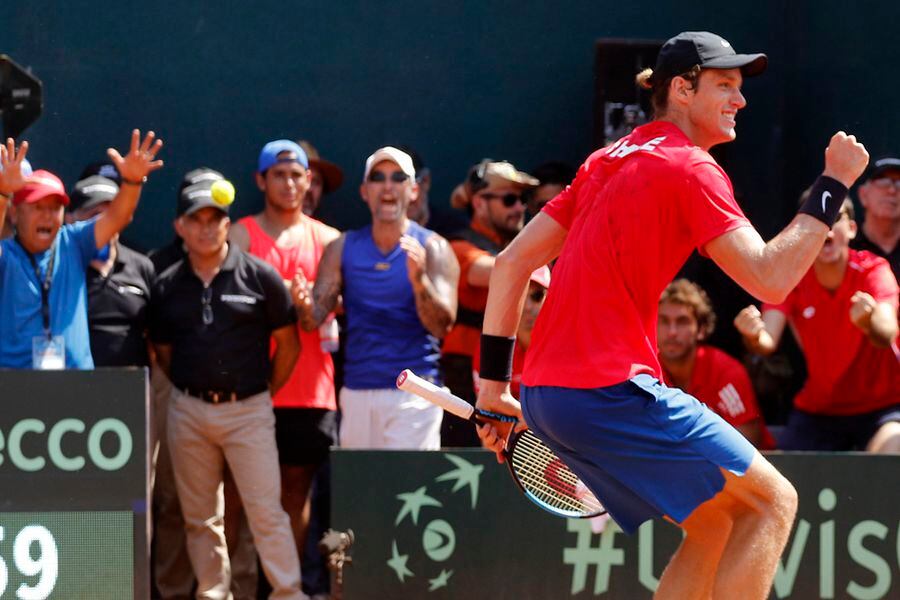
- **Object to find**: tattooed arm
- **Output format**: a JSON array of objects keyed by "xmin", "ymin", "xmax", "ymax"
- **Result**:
[
  {"xmin": 292, "ymin": 234, "xmax": 345, "ymax": 331},
  {"xmin": 400, "ymin": 233, "xmax": 460, "ymax": 338}
]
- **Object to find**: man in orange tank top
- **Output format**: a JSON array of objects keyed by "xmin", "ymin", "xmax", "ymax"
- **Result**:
[{"xmin": 230, "ymin": 140, "xmax": 340, "ymax": 592}]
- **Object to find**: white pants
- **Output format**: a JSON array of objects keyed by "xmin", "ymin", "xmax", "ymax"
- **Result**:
[{"xmin": 339, "ymin": 387, "xmax": 442, "ymax": 449}]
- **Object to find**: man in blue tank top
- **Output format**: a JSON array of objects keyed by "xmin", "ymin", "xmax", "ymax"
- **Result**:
[{"xmin": 294, "ymin": 146, "xmax": 460, "ymax": 449}]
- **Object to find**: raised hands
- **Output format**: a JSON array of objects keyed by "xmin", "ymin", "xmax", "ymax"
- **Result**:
[
  {"xmin": 849, "ymin": 291, "xmax": 877, "ymax": 331},
  {"xmin": 107, "ymin": 129, "xmax": 164, "ymax": 184},
  {"xmin": 0, "ymin": 138, "xmax": 30, "ymax": 197},
  {"xmin": 399, "ymin": 234, "xmax": 426, "ymax": 286},
  {"xmin": 823, "ymin": 131, "xmax": 869, "ymax": 188}
]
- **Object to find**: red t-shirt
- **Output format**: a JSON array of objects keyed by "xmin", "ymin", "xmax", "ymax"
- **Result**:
[
  {"xmin": 764, "ymin": 250, "xmax": 900, "ymax": 415},
  {"xmin": 524, "ymin": 121, "xmax": 751, "ymax": 388},
  {"xmin": 662, "ymin": 345, "xmax": 776, "ymax": 449},
  {"xmin": 238, "ymin": 215, "xmax": 337, "ymax": 410}
]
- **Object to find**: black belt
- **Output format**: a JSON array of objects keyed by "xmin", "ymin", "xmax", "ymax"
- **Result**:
[{"xmin": 181, "ymin": 387, "xmax": 266, "ymax": 404}]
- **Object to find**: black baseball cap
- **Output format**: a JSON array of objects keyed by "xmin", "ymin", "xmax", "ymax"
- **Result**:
[
  {"xmin": 69, "ymin": 176, "xmax": 119, "ymax": 212},
  {"xmin": 178, "ymin": 167, "xmax": 224, "ymax": 195},
  {"xmin": 654, "ymin": 31, "xmax": 767, "ymax": 82},
  {"xmin": 865, "ymin": 157, "xmax": 900, "ymax": 181},
  {"xmin": 177, "ymin": 179, "xmax": 233, "ymax": 217}
]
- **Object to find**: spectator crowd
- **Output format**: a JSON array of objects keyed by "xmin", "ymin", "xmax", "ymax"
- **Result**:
[{"xmin": 0, "ymin": 126, "xmax": 898, "ymax": 599}]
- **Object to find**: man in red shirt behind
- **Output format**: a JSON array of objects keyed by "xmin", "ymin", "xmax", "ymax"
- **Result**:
[
  {"xmin": 475, "ymin": 31, "xmax": 869, "ymax": 599},
  {"xmin": 736, "ymin": 198, "xmax": 900, "ymax": 452},
  {"xmin": 658, "ymin": 279, "xmax": 776, "ymax": 449}
]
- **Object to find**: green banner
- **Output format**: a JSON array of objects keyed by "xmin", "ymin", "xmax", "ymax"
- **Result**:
[{"xmin": 333, "ymin": 451, "xmax": 900, "ymax": 599}]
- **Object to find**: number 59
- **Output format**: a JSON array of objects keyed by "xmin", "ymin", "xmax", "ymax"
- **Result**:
[{"xmin": 0, "ymin": 525, "xmax": 59, "ymax": 599}]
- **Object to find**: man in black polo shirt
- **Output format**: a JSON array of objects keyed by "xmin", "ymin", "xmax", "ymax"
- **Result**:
[
  {"xmin": 851, "ymin": 156, "xmax": 900, "ymax": 281},
  {"xmin": 150, "ymin": 178, "xmax": 306, "ymax": 600},
  {"xmin": 68, "ymin": 175, "xmax": 155, "ymax": 367}
]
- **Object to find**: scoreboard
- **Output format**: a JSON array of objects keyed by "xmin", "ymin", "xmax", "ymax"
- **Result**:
[{"xmin": 0, "ymin": 369, "xmax": 148, "ymax": 599}]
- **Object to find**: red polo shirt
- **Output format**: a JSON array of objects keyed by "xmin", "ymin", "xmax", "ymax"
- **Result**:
[
  {"xmin": 524, "ymin": 121, "xmax": 751, "ymax": 388},
  {"xmin": 764, "ymin": 250, "xmax": 900, "ymax": 415}
]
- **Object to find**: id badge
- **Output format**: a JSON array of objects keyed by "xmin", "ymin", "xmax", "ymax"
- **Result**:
[{"xmin": 32, "ymin": 335, "xmax": 66, "ymax": 370}]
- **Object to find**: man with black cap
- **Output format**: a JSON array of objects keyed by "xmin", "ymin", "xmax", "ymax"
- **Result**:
[
  {"xmin": 68, "ymin": 174, "xmax": 155, "ymax": 367},
  {"xmin": 150, "ymin": 178, "xmax": 307, "ymax": 600},
  {"xmin": 474, "ymin": 32, "xmax": 869, "ymax": 598},
  {"xmin": 851, "ymin": 156, "xmax": 900, "ymax": 280}
]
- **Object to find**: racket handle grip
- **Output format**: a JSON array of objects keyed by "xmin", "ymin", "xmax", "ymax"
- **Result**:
[{"xmin": 396, "ymin": 369, "xmax": 475, "ymax": 420}]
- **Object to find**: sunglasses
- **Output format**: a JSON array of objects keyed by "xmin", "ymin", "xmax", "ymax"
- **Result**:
[
  {"xmin": 368, "ymin": 171, "xmax": 410, "ymax": 183},
  {"xmin": 871, "ymin": 177, "xmax": 900, "ymax": 191},
  {"xmin": 479, "ymin": 191, "xmax": 523, "ymax": 207},
  {"xmin": 201, "ymin": 286, "xmax": 214, "ymax": 325}
]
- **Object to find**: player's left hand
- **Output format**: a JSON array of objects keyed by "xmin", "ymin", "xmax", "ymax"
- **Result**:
[
  {"xmin": 399, "ymin": 234, "xmax": 426, "ymax": 285},
  {"xmin": 476, "ymin": 379, "xmax": 527, "ymax": 463},
  {"xmin": 107, "ymin": 129, "xmax": 164, "ymax": 184},
  {"xmin": 849, "ymin": 290, "xmax": 876, "ymax": 331}
]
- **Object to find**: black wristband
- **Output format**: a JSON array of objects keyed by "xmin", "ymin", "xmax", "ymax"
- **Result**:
[
  {"xmin": 798, "ymin": 175, "xmax": 848, "ymax": 227},
  {"xmin": 479, "ymin": 334, "xmax": 516, "ymax": 382}
]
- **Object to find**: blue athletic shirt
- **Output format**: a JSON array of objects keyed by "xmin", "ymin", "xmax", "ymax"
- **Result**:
[
  {"xmin": 341, "ymin": 222, "xmax": 441, "ymax": 389},
  {"xmin": 0, "ymin": 219, "xmax": 98, "ymax": 368}
]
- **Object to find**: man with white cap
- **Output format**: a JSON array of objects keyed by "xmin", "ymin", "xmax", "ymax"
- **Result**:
[{"xmin": 293, "ymin": 146, "xmax": 459, "ymax": 449}]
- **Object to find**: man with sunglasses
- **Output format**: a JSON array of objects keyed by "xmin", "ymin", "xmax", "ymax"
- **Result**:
[
  {"xmin": 851, "ymin": 157, "xmax": 900, "ymax": 280},
  {"xmin": 442, "ymin": 160, "xmax": 539, "ymax": 446},
  {"xmin": 293, "ymin": 146, "xmax": 459, "ymax": 450},
  {"xmin": 150, "ymin": 178, "xmax": 308, "ymax": 600}
]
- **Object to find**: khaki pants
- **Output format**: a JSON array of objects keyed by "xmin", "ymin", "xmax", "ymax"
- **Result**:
[{"xmin": 167, "ymin": 389, "xmax": 304, "ymax": 600}]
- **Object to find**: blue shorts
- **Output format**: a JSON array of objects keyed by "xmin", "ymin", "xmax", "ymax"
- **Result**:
[{"xmin": 521, "ymin": 374, "xmax": 756, "ymax": 534}]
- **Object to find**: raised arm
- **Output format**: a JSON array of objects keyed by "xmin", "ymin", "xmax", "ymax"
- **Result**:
[
  {"xmin": 293, "ymin": 234, "xmax": 344, "ymax": 331},
  {"xmin": 0, "ymin": 138, "xmax": 30, "ymax": 258},
  {"xmin": 476, "ymin": 212, "xmax": 568, "ymax": 459},
  {"xmin": 401, "ymin": 233, "xmax": 460, "ymax": 338},
  {"xmin": 94, "ymin": 130, "xmax": 164, "ymax": 249},
  {"xmin": 706, "ymin": 132, "xmax": 869, "ymax": 304}
]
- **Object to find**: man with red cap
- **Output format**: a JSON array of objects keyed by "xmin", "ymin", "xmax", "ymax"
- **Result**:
[{"xmin": 0, "ymin": 132, "xmax": 162, "ymax": 369}]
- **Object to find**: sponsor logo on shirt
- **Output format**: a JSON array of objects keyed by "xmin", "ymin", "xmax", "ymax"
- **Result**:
[
  {"xmin": 117, "ymin": 285, "xmax": 145, "ymax": 296},
  {"xmin": 802, "ymin": 306, "xmax": 816, "ymax": 319},
  {"xmin": 717, "ymin": 383, "xmax": 746, "ymax": 418},
  {"xmin": 220, "ymin": 294, "xmax": 257, "ymax": 305},
  {"xmin": 604, "ymin": 136, "xmax": 666, "ymax": 159}
]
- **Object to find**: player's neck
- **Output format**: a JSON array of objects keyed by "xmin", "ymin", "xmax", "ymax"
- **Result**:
[
  {"xmin": 862, "ymin": 217, "xmax": 900, "ymax": 252},
  {"xmin": 260, "ymin": 203, "xmax": 304, "ymax": 235},
  {"xmin": 658, "ymin": 115, "xmax": 716, "ymax": 152},
  {"xmin": 372, "ymin": 217, "xmax": 409, "ymax": 253},
  {"xmin": 813, "ymin": 256, "xmax": 848, "ymax": 292}
]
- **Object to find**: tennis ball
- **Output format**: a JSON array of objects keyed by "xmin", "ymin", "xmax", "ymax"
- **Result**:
[{"xmin": 211, "ymin": 179, "xmax": 235, "ymax": 207}]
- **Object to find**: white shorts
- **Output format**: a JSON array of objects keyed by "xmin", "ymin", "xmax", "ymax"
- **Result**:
[{"xmin": 338, "ymin": 387, "xmax": 443, "ymax": 450}]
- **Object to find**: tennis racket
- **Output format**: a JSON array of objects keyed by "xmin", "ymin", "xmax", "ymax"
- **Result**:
[{"xmin": 396, "ymin": 369, "xmax": 606, "ymax": 519}]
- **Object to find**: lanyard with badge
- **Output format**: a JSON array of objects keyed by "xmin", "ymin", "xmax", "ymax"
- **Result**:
[{"xmin": 17, "ymin": 236, "xmax": 66, "ymax": 369}]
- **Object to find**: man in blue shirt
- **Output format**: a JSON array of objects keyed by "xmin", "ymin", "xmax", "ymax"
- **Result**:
[{"xmin": 0, "ymin": 131, "xmax": 163, "ymax": 369}]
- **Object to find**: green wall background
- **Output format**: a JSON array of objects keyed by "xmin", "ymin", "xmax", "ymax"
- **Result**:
[{"xmin": 1, "ymin": 2, "xmax": 897, "ymax": 250}]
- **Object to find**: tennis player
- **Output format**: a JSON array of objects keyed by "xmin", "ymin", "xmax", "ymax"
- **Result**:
[{"xmin": 475, "ymin": 31, "xmax": 869, "ymax": 599}]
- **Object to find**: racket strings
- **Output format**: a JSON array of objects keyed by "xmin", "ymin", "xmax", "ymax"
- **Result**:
[{"xmin": 510, "ymin": 431, "xmax": 604, "ymax": 516}]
